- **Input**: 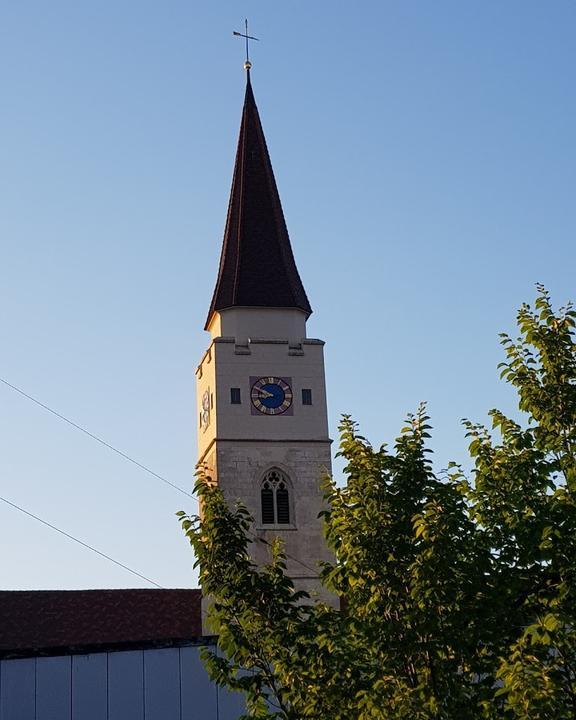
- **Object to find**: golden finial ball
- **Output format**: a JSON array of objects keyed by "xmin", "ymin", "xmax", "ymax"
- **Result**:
[{"xmin": 244, "ymin": 60, "xmax": 252, "ymax": 70}]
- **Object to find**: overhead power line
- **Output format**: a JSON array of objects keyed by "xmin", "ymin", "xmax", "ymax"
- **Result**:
[
  {"xmin": 0, "ymin": 494, "xmax": 163, "ymax": 588},
  {"xmin": 0, "ymin": 376, "xmax": 194, "ymax": 500},
  {"xmin": 1, "ymin": 375, "xmax": 321, "ymax": 578},
  {"xmin": 253, "ymin": 532, "xmax": 319, "ymax": 576}
]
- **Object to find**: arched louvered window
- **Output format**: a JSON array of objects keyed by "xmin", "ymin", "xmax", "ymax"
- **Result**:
[
  {"xmin": 261, "ymin": 482, "xmax": 275, "ymax": 525},
  {"xmin": 261, "ymin": 469, "xmax": 291, "ymax": 525}
]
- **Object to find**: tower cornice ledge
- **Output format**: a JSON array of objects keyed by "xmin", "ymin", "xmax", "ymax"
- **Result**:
[{"xmin": 197, "ymin": 437, "xmax": 333, "ymax": 466}]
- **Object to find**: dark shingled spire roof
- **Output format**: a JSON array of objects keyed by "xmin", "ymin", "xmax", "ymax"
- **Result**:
[{"xmin": 205, "ymin": 72, "xmax": 312, "ymax": 329}]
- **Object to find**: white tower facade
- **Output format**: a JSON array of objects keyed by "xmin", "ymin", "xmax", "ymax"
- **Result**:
[{"xmin": 196, "ymin": 72, "xmax": 332, "ymax": 600}]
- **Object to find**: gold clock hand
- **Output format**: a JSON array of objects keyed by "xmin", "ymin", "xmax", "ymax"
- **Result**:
[{"xmin": 257, "ymin": 389, "xmax": 275, "ymax": 398}]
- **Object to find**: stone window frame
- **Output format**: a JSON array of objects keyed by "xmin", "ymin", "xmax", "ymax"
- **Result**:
[{"xmin": 259, "ymin": 468, "xmax": 296, "ymax": 529}]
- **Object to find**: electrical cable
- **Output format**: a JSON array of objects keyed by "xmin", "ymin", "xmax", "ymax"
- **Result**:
[
  {"xmin": 0, "ymin": 494, "xmax": 163, "ymax": 588},
  {"xmin": 1, "ymin": 375, "xmax": 323, "ymax": 578},
  {"xmin": 0, "ymin": 377, "xmax": 194, "ymax": 500},
  {"xmin": 249, "ymin": 532, "xmax": 320, "ymax": 575}
]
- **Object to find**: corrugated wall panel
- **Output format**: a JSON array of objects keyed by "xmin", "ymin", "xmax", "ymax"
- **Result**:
[
  {"xmin": 36, "ymin": 656, "xmax": 71, "ymax": 720},
  {"xmin": 217, "ymin": 683, "xmax": 245, "ymax": 719},
  {"xmin": 144, "ymin": 648, "xmax": 181, "ymax": 720},
  {"xmin": 72, "ymin": 654, "xmax": 107, "ymax": 720},
  {"xmin": 215, "ymin": 647, "xmax": 245, "ymax": 720},
  {"xmin": 108, "ymin": 650, "xmax": 144, "ymax": 720},
  {"xmin": 0, "ymin": 658, "xmax": 35, "ymax": 720},
  {"xmin": 180, "ymin": 646, "xmax": 217, "ymax": 719},
  {"xmin": 0, "ymin": 645, "xmax": 248, "ymax": 719}
]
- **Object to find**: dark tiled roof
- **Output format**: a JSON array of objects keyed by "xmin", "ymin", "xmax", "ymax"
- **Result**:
[
  {"xmin": 206, "ymin": 72, "xmax": 312, "ymax": 329},
  {"xmin": 0, "ymin": 589, "xmax": 202, "ymax": 658}
]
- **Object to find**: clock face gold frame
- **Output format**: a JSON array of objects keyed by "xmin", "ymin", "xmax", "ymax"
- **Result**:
[{"xmin": 250, "ymin": 376, "xmax": 293, "ymax": 416}]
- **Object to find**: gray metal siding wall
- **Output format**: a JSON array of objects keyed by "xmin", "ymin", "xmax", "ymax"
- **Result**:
[{"xmin": 0, "ymin": 647, "xmax": 245, "ymax": 720}]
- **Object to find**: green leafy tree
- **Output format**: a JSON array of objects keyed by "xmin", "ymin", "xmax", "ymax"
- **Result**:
[{"xmin": 179, "ymin": 286, "xmax": 576, "ymax": 719}]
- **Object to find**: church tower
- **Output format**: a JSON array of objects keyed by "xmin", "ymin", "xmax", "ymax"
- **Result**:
[{"xmin": 196, "ymin": 67, "xmax": 332, "ymax": 600}]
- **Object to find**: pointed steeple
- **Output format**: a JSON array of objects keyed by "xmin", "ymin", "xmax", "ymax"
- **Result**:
[{"xmin": 205, "ymin": 72, "xmax": 312, "ymax": 330}]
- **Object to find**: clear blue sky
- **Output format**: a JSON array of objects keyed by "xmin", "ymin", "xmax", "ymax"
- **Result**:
[{"xmin": 1, "ymin": 1, "xmax": 574, "ymax": 590}]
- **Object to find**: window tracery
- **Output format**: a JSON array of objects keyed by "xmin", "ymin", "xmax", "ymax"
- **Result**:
[{"xmin": 260, "ymin": 469, "xmax": 291, "ymax": 525}]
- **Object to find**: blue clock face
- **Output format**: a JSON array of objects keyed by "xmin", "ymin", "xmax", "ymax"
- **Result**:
[{"xmin": 251, "ymin": 377, "xmax": 293, "ymax": 415}]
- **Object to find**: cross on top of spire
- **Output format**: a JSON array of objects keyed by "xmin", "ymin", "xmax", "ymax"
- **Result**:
[{"xmin": 233, "ymin": 19, "xmax": 259, "ymax": 71}]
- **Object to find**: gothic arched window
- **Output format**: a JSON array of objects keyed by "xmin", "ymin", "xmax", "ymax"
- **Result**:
[{"xmin": 261, "ymin": 469, "xmax": 291, "ymax": 525}]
